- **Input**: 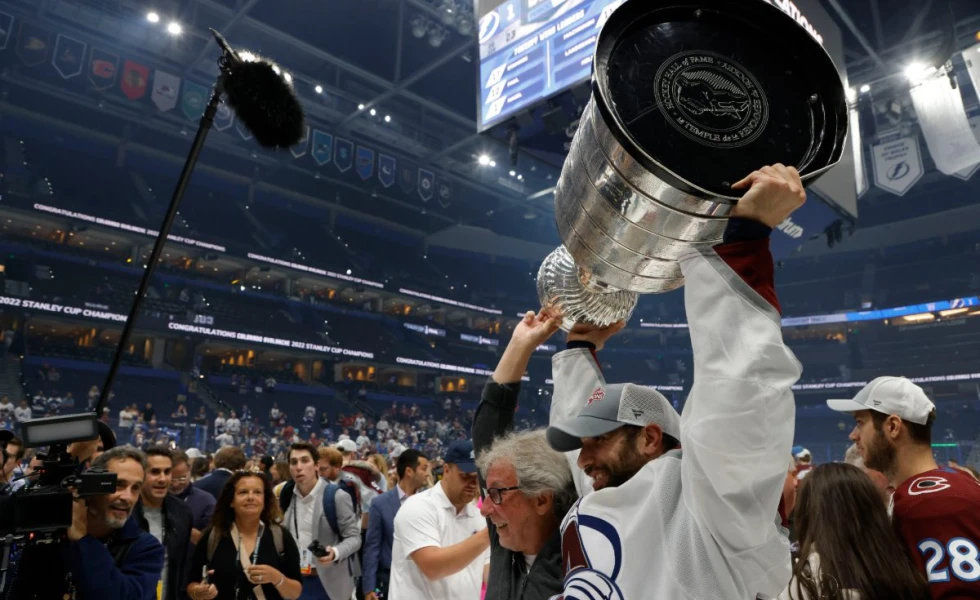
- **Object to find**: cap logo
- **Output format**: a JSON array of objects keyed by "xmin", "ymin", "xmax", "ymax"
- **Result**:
[
  {"xmin": 631, "ymin": 409, "xmax": 644, "ymax": 419},
  {"xmin": 872, "ymin": 399, "xmax": 882, "ymax": 407},
  {"xmin": 586, "ymin": 387, "xmax": 605, "ymax": 406}
]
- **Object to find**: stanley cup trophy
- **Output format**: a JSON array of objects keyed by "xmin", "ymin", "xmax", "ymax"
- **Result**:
[{"xmin": 538, "ymin": 0, "xmax": 848, "ymax": 331}]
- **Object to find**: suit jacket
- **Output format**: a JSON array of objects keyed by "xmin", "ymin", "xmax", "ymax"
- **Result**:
[
  {"xmin": 194, "ymin": 469, "xmax": 232, "ymax": 500},
  {"xmin": 362, "ymin": 487, "xmax": 401, "ymax": 593},
  {"xmin": 282, "ymin": 479, "xmax": 363, "ymax": 600},
  {"xmin": 134, "ymin": 495, "xmax": 194, "ymax": 600}
]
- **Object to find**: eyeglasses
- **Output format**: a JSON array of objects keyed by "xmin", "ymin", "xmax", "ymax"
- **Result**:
[
  {"xmin": 483, "ymin": 486, "xmax": 520, "ymax": 505},
  {"xmin": 171, "ymin": 476, "xmax": 189, "ymax": 483}
]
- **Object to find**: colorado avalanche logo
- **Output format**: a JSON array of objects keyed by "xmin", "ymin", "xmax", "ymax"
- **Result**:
[
  {"xmin": 552, "ymin": 503, "xmax": 625, "ymax": 600},
  {"xmin": 908, "ymin": 475, "xmax": 951, "ymax": 496},
  {"xmin": 586, "ymin": 388, "xmax": 605, "ymax": 406}
]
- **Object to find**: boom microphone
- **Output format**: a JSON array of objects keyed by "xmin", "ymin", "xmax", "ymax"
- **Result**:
[{"xmin": 211, "ymin": 28, "xmax": 306, "ymax": 149}]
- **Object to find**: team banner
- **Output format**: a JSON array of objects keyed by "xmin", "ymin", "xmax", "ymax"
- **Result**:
[
  {"xmin": 52, "ymin": 34, "xmax": 85, "ymax": 79},
  {"xmin": 356, "ymin": 146, "xmax": 375, "ymax": 180},
  {"xmin": 88, "ymin": 47, "xmax": 119, "ymax": 91},
  {"xmin": 951, "ymin": 111, "xmax": 980, "ymax": 181},
  {"xmin": 398, "ymin": 162, "xmax": 415, "ymax": 194},
  {"xmin": 312, "ymin": 130, "xmax": 333, "ymax": 166},
  {"xmin": 151, "ymin": 69, "xmax": 180, "ymax": 112},
  {"xmin": 235, "ymin": 119, "xmax": 253, "ymax": 141},
  {"xmin": 849, "ymin": 105, "xmax": 868, "ymax": 197},
  {"xmin": 0, "ymin": 12, "xmax": 13, "ymax": 51},
  {"xmin": 909, "ymin": 72, "xmax": 980, "ymax": 175},
  {"xmin": 418, "ymin": 168, "xmax": 434, "ymax": 202},
  {"xmin": 214, "ymin": 102, "xmax": 234, "ymax": 131},
  {"xmin": 871, "ymin": 135, "xmax": 923, "ymax": 197},
  {"xmin": 120, "ymin": 59, "xmax": 149, "ymax": 100},
  {"xmin": 378, "ymin": 154, "xmax": 396, "ymax": 188},
  {"xmin": 334, "ymin": 138, "xmax": 353, "ymax": 172},
  {"xmin": 16, "ymin": 22, "xmax": 50, "ymax": 67},
  {"xmin": 181, "ymin": 80, "xmax": 208, "ymax": 121},
  {"xmin": 436, "ymin": 176, "xmax": 453, "ymax": 208},
  {"xmin": 290, "ymin": 126, "xmax": 310, "ymax": 158}
]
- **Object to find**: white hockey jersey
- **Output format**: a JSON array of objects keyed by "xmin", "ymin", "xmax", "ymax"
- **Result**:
[{"xmin": 550, "ymin": 247, "xmax": 802, "ymax": 600}]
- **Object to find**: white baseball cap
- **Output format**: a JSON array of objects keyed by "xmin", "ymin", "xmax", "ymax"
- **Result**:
[
  {"xmin": 826, "ymin": 376, "xmax": 936, "ymax": 425},
  {"xmin": 336, "ymin": 439, "xmax": 358, "ymax": 453}
]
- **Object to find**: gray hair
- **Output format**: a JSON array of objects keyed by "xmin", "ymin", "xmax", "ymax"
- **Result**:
[
  {"xmin": 476, "ymin": 429, "xmax": 577, "ymax": 519},
  {"xmin": 843, "ymin": 444, "xmax": 865, "ymax": 469},
  {"xmin": 91, "ymin": 445, "xmax": 148, "ymax": 473}
]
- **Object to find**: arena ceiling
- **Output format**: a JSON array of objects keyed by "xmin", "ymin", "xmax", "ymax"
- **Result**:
[{"xmin": 1, "ymin": 0, "xmax": 979, "ymax": 238}]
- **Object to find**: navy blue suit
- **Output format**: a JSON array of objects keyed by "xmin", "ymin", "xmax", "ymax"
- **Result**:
[
  {"xmin": 194, "ymin": 469, "xmax": 233, "ymax": 500},
  {"xmin": 361, "ymin": 487, "xmax": 401, "ymax": 595}
]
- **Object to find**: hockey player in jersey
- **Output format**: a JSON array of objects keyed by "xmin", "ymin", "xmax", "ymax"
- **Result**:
[
  {"xmin": 828, "ymin": 377, "xmax": 980, "ymax": 599},
  {"xmin": 545, "ymin": 164, "xmax": 806, "ymax": 600}
]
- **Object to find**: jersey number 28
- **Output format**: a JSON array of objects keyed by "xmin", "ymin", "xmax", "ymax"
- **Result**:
[{"xmin": 918, "ymin": 538, "xmax": 980, "ymax": 583}]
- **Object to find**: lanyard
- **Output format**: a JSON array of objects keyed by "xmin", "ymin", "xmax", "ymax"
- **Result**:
[{"xmin": 235, "ymin": 521, "xmax": 265, "ymax": 567}]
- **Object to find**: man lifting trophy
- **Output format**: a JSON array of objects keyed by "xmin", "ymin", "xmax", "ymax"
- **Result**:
[{"xmin": 537, "ymin": 0, "xmax": 848, "ymax": 329}]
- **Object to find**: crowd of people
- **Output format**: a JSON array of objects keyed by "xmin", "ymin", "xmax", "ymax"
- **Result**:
[{"xmin": 1, "ymin": 167, "xmax": 978, "ymax": 599}]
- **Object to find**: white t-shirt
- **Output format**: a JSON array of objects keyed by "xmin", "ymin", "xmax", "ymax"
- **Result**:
[
  {"xmin": 143, "ymin": 506, "xmax": 169, "ymax": 590},
  {"xmin": 389, "ymin": 482, "xmax": 488, "ymax": 600},
  {"xmin": 14, "ymin": 406, "xmax": 31, "ymax": 422},
  {"xmin": 225, "ymin": 417, "xmax": 241, "ymax": 434},
  {"xmin": 356, "ymin": 435, "xmax": 370, "ymax": 448},
  {"xmin": 214, "ymin": 416, "xmax": 226, "ymax": 435},
  {"xmin": 215, "ymin": 432, "xmax": 234, "ymax": 447},
  {"xmin": 338, "ymin": 433, "xmax": 350, "ymax": 442},
  {"xmin": 118, "ymin": 409, "xmax": 134, "ymax": 428},
  {"xmin": 0, "ymin": 402, "xmax": 14, "ymax": 420},
  {"xmin": 304, "ymin": 406, "xmax": 316, "ymax": 419},
  {"xmin": 376, "ymin": 419, "xmax": 389, "ymax": 432}
]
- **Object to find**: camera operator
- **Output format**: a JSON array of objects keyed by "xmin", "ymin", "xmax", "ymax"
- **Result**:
[
  {"xmin": 8, "ymin": 445, "xmax": 165, "ymax": 599},
  {"xmin": 0, "ymin": 433, "xmax": 25, "ymax": 493}
]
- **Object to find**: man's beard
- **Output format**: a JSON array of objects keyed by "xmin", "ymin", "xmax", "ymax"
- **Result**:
[
  {"xmin": 104, "ymin": 502, "xmax": 134, "ymax": 529},
  {"xmin": 589, "ymin": 445, "xmax": 647, "ymax": 490},
  {"xmin": 864, "ymin": 431, "xmax": 896, "ymax": 474}
]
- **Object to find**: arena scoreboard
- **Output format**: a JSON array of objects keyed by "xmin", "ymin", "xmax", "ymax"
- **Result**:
[{"xmin": 476, "ymin": 0, "xmax": 626, "ymax": 132}]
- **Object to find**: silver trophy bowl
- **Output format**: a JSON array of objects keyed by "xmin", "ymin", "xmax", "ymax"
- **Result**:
[{"xmin": 538, "ymin": 0, "xmax": 848, "ymax": 330}]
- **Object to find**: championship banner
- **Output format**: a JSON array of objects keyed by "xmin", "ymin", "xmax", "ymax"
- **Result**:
[
  {"xmin": 151, "ymin": 70, "xmax": 180, "ymax": 112},
  {"xmin": 291, "ymin": 126, "xmax": 310, "ymax": 158},
  {"xmin": 963, "ymin": 44, "xmax": 980, "ymax": 101},
  {"xmin": 334, "ymin": 138, "xmax": 353, "ymax": 172},
  {"xmin": 120, "ymin": 59, "xmax": 149, "ymax": 100},
  {"xmin": 0, "ymin": 12, "xmax": 13, "ymax": 51},
  {"xmin": 312, "ymin": 130, "xmax": 333, "ymax": 166},
  {"xmin": 378, "ymin": 154, "xmax": 396, "ymax": 188},
  {"xmin": 15, "ymin": 22, "xmax": 50, "ymax": 67},
  {"xmin": 418, "ymin": 169, "xmax": 434, "ymax": 202},
  {"xmin": 356, "ymin": 146, "xmax": 375, "ymax": 180},
  {"xmin": 849, "ymin": 105, "xmax": 868, "ymax": 197},
  {"xmin": 214, "ymin": 102, "xmax": 234, "ymax": 131},
  {"xmin": 909, "ymin": 71, "xmax": 980, "ymax": 175},
  {"xmin": 952, "ymin": 112, "xmax": 980, "ymax": 181},
  {"xmin": 181, "ymin": 80, "xmax": 208, "ymax": 121},
  {"xmin": 436, "ymin": 176, "xmax": 453, "ymax": 208},
  {"xmin": 235, "ymin": 119, "xmax": 253, "ymax": 141},
  {"xmin": 398, "ymin": 162, "xmax": 415, "ymax": 194},
  {"xmin": 871, "ymin": 135, "xmax": 923, "ymax": 196},
  {"xmin": 51, "ymin": 34, "xmax": 85, "ymax": 79},
  {"xmin": 88, "ymin": 48, "xmax": 119, "ymax": 91}
]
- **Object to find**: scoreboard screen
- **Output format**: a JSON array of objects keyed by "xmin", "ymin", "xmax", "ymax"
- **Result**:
[{"xmin": 476, "ymin": 0, "xmax": 625, "ymax": 132}]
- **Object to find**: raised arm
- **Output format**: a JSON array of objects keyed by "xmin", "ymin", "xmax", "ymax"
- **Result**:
[
  {"xmin": 679, "ymin": 165, "xmax": 805, "ymax": 594},
  {"xmin": 550, "ymin": 321, "xmax": 625, "ymax": 497},
  {"xmin": 473, "ymin": 310, "xmax": 561, "ymax": 458}
]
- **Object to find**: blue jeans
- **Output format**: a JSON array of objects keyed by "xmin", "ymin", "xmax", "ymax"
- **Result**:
[{"xmin": 300, "ymin": 576, "xmax": 331, "ymax": 599}]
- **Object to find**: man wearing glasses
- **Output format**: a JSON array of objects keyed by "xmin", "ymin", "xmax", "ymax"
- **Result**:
[
  {"xmin": 168, "ymin": 450, "xmax": 215, "ymax": 544},
  {"xmin": 472, "ymin": 310, "xmax": 577, "ymax": 600}
]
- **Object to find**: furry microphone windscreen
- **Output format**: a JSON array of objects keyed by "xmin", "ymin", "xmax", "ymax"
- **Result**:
[{"xmin": 222, "ymin": 57, "xmax": 306, "ymax": 149}]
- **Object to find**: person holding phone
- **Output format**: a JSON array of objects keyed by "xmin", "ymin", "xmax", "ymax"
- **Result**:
[{"xmin": 187, "ymin": 470, "xmax": 302, "ymax": 600}]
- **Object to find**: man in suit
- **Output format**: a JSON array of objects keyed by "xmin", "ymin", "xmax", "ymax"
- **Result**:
[
  {"xmin": 362, "ymin": 450, "xmax": 430, "ymax": 600},
  {"xmin": 194, "ymin": 445, "xmax": 246, "ymax": 500},
  {"xmin": 282, "ymin": 442, "xmax": 362, "ymax": 600}
]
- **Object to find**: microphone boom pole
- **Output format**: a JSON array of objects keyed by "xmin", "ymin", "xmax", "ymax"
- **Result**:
[{"xmin": 93, "ymin": 70, "xmax": 224, "ymax": 417}]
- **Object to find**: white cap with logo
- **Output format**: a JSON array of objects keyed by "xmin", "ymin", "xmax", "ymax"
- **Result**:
[{"xmin": 826, "ymin": 376, "xmax": 936, "ymax": 425}]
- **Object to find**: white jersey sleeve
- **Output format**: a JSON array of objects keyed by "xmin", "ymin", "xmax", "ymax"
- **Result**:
[
  {"xmin": 679, "ymin": 248, "xmax": 802, "ymax": 597},
  {"xmin": 551, "ymin": 347, "xmax": 603, "ymax": 498}
]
